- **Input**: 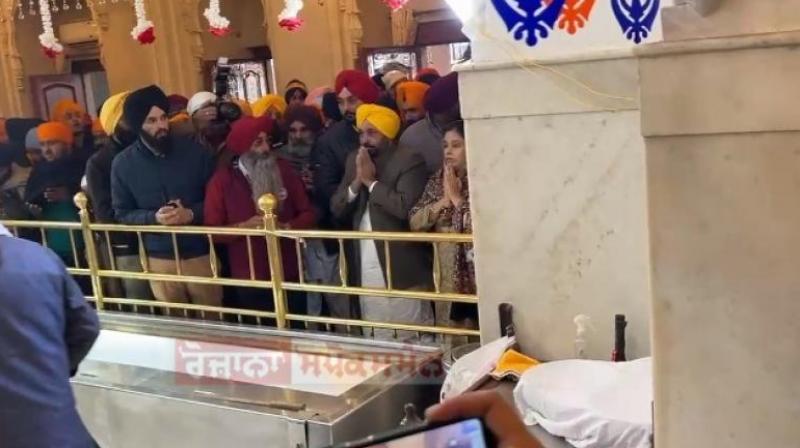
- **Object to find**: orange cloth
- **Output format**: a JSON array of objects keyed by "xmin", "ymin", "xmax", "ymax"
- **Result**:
[
  {"xmin": 490, "ymin": 350, "xmax": 541, "ymax": 381},
  {"xmin": 168, "ymin": 111, "xmax": 191, "ymax": 125},
  {"xmin": 51, "ymin": 99, "xmax": 85, "ymax": 123},
  {"xmin": 37, "ymin": 121, "xmax": 74, "ymax": 146},
  {"xmin": 396, "ymin": 81, "xmax": 430, "ymax": 110}
]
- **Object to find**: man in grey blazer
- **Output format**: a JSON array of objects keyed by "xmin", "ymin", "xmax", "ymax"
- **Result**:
[{"xmin": 331, "ymin": 104, "xmax": 434, "ymax": 341}]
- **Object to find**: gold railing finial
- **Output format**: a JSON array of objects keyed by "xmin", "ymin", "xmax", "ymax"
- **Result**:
[
  {"xmin": 74, "ymin": 191, "xmax": 89, "ymax": 211},
  {"xmin": 258, "ymin": 193, "xmax": 277, "ymax": 217}
]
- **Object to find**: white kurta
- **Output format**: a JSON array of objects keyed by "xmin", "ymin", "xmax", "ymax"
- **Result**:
[{"xmin": 350, "ymin": 185, "xmax": 434, "ymax": 341}]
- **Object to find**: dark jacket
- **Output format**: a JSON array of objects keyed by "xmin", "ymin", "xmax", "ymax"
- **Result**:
[
  {"xmin": 0, "ymin": 233, "xmax": 99, "ymax": 448},
  {"xmin": 311, "ymin": 120, "xmax": 359, "ymax": 231},
  {"xmin": 86, "ymin": 137, "xmax": 138, "ymax": 255},
  {"xmin": 111, "ymin": 136, "xmax": 214, "ymax": 259},
  {"xmin": 398, "ymin": 116, "xmax": 444, "ymax": 175},
  {"xmin": 331, "ymin": 146, "xmax": 432, "ymax": 290},
  {"xmin": 204, "ymin": 158, "xmax": 316, "ymax": 281}
]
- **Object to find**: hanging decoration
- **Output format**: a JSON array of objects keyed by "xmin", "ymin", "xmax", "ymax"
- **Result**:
[
  {"xmin": 38, "ymin": 0, "xmax": 63, "ymax": 58},
  {"xmin": 382, "ymin": 0, "xmax": 409, "ymax": 12},
  {"xmin": 491, "ymin": 0, "xmax": 567, "ymax": 47},
  {"xmin": 611, "ymin": 0, "xmax": 660, "ymax": 44},
  {"xmin": 278, "ymin": 0, "xmax": 304, "ymax": 32},
  {"xmin": 203, "ymin": 0, "xmax": 231, "ymax": 37},
  {"xmin": 131, "ymin": 0, "xmax": 155, "ymax": 44}
]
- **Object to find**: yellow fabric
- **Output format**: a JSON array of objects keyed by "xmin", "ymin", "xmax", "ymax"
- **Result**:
[
  {"xmin": 356, "ymin": 104, "xmax": 401, "ymax": 140},
  {"xmin": 51, "ymin": 99, "xmax": 85, "ymax": 123},
  {"xmin": 234, "ymin": 98, "xmax": 253, "ymax": 117},
  {"xmin": 37, "ymin": 121, "xmax": 74, "ymax": 146},
  {"xmin": 99, "ymin": 91, "xmax": 130, "ymax": 135},
  {"xmin": 251, "ymin": 95, "xmax": 287, "ymax": 118},
  {"xmin": 490, "ymin": 350, "xmax": 541, "ymax": 380},
  {"xmin": 396, "ymin": 81, "xmax": 430, "ymax": 110}
]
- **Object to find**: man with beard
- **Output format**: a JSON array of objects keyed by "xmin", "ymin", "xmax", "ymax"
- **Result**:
[
  {"xmin": 280, "ymin": 105, "xmax": 351, "ymax": 329},
  {"xmin": 396, "ymin": 81, "xmax": 430, "ymax": 129},
  {"xmin": 204, "ymin": 116, "xmax": 315, "ymax": 325},
  {"xmin": 25, "ymin": 122, "xmax": 85, "ymax": 269},
  {"xmin": 331, "ymin": 104, "xmax": 433, "ymax": 341},
  {"xmin": 51, "ymin": 99, "xmax": 94, "ymax": 164},
  {"xmin": 313, "ymin": 70, "xmax": 380, "ymax": 230},
  {"xmin": 111, "ymin": 85, "xmax": 221, "ymax": 308},
  {"xmin": 398, "ymin": 72, "xmax": 461, "ymax": 176},
  {"xmin": 86, "ymin": 91, "xmax": 153, "ymax": 301}
]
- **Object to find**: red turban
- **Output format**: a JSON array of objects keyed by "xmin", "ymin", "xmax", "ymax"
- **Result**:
[
  {"xmin": 226, "ymin": 116, "xmax": 274, "ymax": 156},
  {"xmin": 335, "ymin": 70, "xmax": 380, "ymax": 104},
  {"xmin": 424, "ymin": 72, "xmax": 460, "ymax": 114}
]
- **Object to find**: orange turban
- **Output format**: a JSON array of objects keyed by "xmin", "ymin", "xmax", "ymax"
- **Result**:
[
  {"xmin": 51, "ymin": 99, "xmax": 85, "ymax": 123},
  {"xmin": 252, "ymin": 95, "xmax": 287, "ymax": 118},
  {"xmin": 37, "ymin": 121, "xmax": 74, "ymax": 146},
  {"xmin": 396, "ymin": 81, "xmax": 430, "ymax": 111}
]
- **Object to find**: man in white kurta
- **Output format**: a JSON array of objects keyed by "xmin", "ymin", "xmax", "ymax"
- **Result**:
[{"xmin": 331, "ymin": 104, "xmax": 434, "ymax": 341}]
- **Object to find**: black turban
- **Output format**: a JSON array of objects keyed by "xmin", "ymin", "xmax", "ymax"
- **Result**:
[{"xmin": 123, "ymin": 85, "xmax": 169, "ymax": 131}]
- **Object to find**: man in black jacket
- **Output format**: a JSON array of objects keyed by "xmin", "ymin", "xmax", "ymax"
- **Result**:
[
  {"xmin": 86, "ymin": 91, "xmax": 153, "ymax": 301},
  {"xmin": 111, "ymin": 85, "xmax": 221, "ymax": 308},
  {"xmin": 312, "ymin": 70, "xmax": 381, "ymax": 236}
]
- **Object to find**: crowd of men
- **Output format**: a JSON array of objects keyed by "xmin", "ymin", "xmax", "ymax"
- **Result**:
[{"xmin": 0, "ymin": 66, "xmax": 476, "ymax": 339}]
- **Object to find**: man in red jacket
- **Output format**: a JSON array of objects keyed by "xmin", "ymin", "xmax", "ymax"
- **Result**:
[{"xmin": 204, "ymin": 116, "xmax": 315, "ymax": 326}]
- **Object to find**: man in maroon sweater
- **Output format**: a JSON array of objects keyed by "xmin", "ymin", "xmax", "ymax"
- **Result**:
[{"xmin": 204, "ymin": 116, "xmax": 315, "ymax": 326}]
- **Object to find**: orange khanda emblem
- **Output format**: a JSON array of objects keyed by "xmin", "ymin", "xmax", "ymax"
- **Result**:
[{"xmin": 545, "ymin": 0, "xmax": 597, "ymax": 35}]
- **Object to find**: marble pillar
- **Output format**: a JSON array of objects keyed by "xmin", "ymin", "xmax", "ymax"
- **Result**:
[
  {"xmin": 640, "ymin": 24, "xmax": 800, "ymax": 448},
  {"xmin": 459, "ymin": 52, "xmax": 652, "ymax": 361}
]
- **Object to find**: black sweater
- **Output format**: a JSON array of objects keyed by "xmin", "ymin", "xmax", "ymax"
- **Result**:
[{"xmin": 111, "ymin": 136, "xmax": 213, "ymax": 260}]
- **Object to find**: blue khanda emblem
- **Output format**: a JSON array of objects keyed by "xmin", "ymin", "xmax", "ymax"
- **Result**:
[
  {"xmin": 491, "ymin": 0, "xmax": 568, "ymax": 47},
  {"xmin": 611, "ymin": 0, "xmax": 660, "ymax": 44}
]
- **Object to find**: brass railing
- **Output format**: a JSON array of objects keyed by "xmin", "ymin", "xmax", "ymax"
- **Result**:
[{"xmin": 2, "ymin": 193, "xmax": 479, "ymax": 338}]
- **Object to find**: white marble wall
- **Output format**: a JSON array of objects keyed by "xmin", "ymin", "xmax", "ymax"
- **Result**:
[
  {"xmin": 459, "ymin": 54, "xmax": 652, "ymax": 361},
  {"xmin": 639, "ymin": 31, "xmax": 800, "ymax": 448}
]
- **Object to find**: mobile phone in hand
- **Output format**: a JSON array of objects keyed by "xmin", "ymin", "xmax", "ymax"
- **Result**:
[{"xmin": 328, "ymin": 417, "xmax": 496, "ymax": 448}]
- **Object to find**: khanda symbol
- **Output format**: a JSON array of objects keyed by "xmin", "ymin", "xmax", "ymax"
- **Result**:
[
  {"xmin": 611, "ymin": 0, "xmax": 661, "ymax": 44},
  {"xmin": 491, "ymin": 0, "xmax": 568, "ymax": 47}
]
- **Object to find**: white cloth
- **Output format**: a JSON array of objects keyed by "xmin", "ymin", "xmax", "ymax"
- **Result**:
[
  {"xmin": 514, "ymin": 358, "xmax": 653, "ymax": 448},
  {"xmin": 356, "ymin": 198, "xmax": 433, "ymax": 342},
  {"xmin": 0, "ymin": 223, "xmax": 11, "ymax": 237},
  {"xmin": 187, "ymin": 91, "xmax": 217, "ymax": 116}
]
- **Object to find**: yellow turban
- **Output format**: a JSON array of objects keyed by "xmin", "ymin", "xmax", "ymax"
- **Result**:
[
  {"xmin": 99, "ymin": 91, "xmax": 130, "ymax": 135},
  {"xmin": 234, "ymin": 98, "xmax": 253, "ymax": 117},
  {"xmin": 37, "ymin": 121, "xmax": 74, "ymax": 146},
  {"xmin": 251, "ymin": 95, "xmax": 287, "ymax": 118},
  {"xmin": 356, "ymin": 104, "xmax": 401, "ymax": 140},
  {"xmin": 51, "ymin": 99, "xmax": 85, "ymax": 123},
  {"xmin": 396, "ymin": 81, "xmax": 430, "ymax": 110}
]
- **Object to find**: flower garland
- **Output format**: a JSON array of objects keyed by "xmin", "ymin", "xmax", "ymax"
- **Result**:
[
  {"xmin": 203, "ymin": 0, "xmax": 231, "ymax": 37},
  {"xmin": 383, "ymin": 0, "xmax": 409, "ymax": 11},
  {"xmin": 278, "ymin": 0, "xmax": 304, "ymax": 32},
  {"xmin": 131, "ymin": 0, "xmax": 156, "ymax": 44},
  {"xmin": 38, "ymin": 0, "xmax": 63, "ymax": 58}
]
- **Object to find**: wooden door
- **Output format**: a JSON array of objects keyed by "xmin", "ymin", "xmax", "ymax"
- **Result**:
[{"xmin": 29, "ymin": 74, "xmax": 87, "ymax": 121}]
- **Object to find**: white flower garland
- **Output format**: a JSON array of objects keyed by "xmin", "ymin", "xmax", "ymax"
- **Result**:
[
  {"xmin": 38, "ymin": 0, "xmax": 63, "ymax": 58},
  {"xmin": 131, "ymin": 0, "xmax": 156, "ymax": 44},
  {"xmin": 278, "ymin": 0, "xmax": 304, "ymax": 31},
  {"xmin": 203, "ymin": 0, "xmax": 231, "ymax": 36}
]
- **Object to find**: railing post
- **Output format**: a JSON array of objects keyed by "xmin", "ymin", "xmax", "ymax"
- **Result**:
[
  {"xmin": 259, "ymin": 194, "xmax": 287, "ymax": 329},
  {"xmin": 74, "ymin": 192, "xmax": 104, "ymax": 311}
]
